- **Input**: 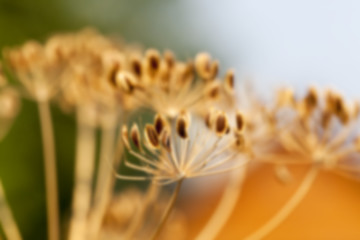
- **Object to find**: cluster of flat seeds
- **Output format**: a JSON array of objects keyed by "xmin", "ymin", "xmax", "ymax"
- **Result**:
[
  {"xmin": 272, "ymin": 87, "xmax": 360, "ymax": 171},
  {"xmin": 119, "ymin": 50, "xmax": 235, "ymax": 118},
  {"xmin": 5, "ymin": 29, "xmax": 235, "ymax": 127},
  {"xmin": 119, "ymin": 111, "xmax": 248, "ymax": 184}
]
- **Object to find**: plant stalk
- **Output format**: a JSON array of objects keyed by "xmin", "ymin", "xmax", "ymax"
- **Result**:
[
  {"xmin": 68, "ymin": 108, "xmax": 96, "ymax": 240},
  {"xmin": 150, "ymin": 179, "xmax": 183, "ymax": 240},
  {"xmin": 244, "ymin": 167, "xmax": 318, "ymax": 240},
  {"xmin": 37, "ymin": 101, "xmax": 59, "ymax": 240},
  {"xmin": 0, "ymin": 180, "xmax": 22, "ymax": 240},
  {"xmin": 195, "ymin": 167, "xmax": 246, "ymax": 240}
]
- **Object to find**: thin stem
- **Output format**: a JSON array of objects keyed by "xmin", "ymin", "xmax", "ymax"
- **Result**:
[
  {"xmin": 195, "ymin": 167, "xmax": 247, "ymax": 240},
  {"xmin": 68, "ymin": 109, "xmax": 96, "ymax": 240},
  {"xmin": 87, "ymin": 126, "xmax": 116, "ymax": 240},
  {"xmin": 150, "ymin": 179, "xmax": 184, "ymax": 240},
  {"xmin": 244, "ymin": 167, "xmax": 318, "ymax": 240},
  {"xmin": 0, "ymin": 180, "xmax": 22, "ymax": 240},
  {"xmin": 125, "ymin": 182, "xmax": 159, "ymax": 239},
  {"xmin": 37, "ymin": 101, "xmax": 59, "ymax": 240}
]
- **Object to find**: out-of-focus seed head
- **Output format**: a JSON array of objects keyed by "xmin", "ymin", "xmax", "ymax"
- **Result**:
[
  {"xmin": 144, "ymin": 124, "xmax": 160, "ymax": 149},
  {"xmin": 130, "ymin": 123, "xmax": 142, "ymax": 150}
]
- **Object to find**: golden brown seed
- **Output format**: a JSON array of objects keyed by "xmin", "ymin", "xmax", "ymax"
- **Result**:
[
  {"xmin": 122, "ymin": 125, "xmax": 130, "ymax": 149},
  {"xmin": 304, "ymin": 87, "xmax": 318, "ymax": 110},
  {"xmin": 116, "ymin": 71, "xmax": 138, "ymax": 93},
  {"xmin": 176, "ymin": 115, "xmax": 188, "ymax": 139},
  {"xmin": 154, "ymin": 114, "xmax": 167, "ymax": 135},
  {"xmin": 207, "ymin": 83, "xmax": 220, "ymax": 99},
  {"xmin": 145, "ymin": 49, "xmax": 161, "ymax": 77},
  {"xmin": 160, "ymin": 129, "xmax": 171, "ymax": 152},
  {"xmin": 205, "ymin": 110, "xmax": 213, "ymax": 128},
  {"xmin": 163, "ymin": 50, "xmax": 175, "ymax": 68},
  {"xmin": 144, "ymin": 124, "xmax": 160, "ymax": 149},
  {"xmin": 234, "ymin": 132, "xmax": 246, "ymax": 149},
  {"xmin": 235, "ymin": 111, "xmax": 245, "ymax": 132},
  {"xmin": 195, "ymin": 52, "xmax": 215, "ymax": 80},
  {"xmin": 215, "ymin": 112, "xmax": 228, "ymax": 136},
  {"xmin": 130, "ymin": 124, "xmax": 141, "ymax": 150},
  {"xmin": 131, "ymin": 58, "xmax": 142, "ymax": 77},
  {"xmin": 224, "ymin": 69, "xmax": 235, "ymax": 94}
]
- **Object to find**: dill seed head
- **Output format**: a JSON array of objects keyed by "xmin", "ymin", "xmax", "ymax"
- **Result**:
[
  {"xmin": 124, "ymin": 50, "xmax": 235, "ymax": 118},
  {"xmin": 116, "ymin": 111, "xmax": 248, "ymax": 184},
  {"xmin": 274, "ymin": 87, "xmax": 360, "ymax": 173}
]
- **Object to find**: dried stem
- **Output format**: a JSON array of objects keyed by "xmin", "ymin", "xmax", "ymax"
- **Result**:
[
  {"xmin": 68, "ymin": 109, "xmax": 96, "ymax": 240},
  {"xmin": 0, "ymin": 180, "xmax": 22, "ymax": 240},
  {"xmin": 87, "ymin": 125, "xmax": 116, "ymax": 240},
  {"xmin": 150, "ymin": 178, "xmax": 184, "ymax": 240},
  {"xmin": 37, "ymin": 101, "xmax": 59, "ymax": 240},
  {"xmin": 244, "ymin": 167, "xmax": 318, "ymax": 240},
  {"xmin": 125, "ymin": 181, "xmax": 159, "ymax": 239},
  {"xmin": 195, "ymin": 167, "xmax": 246, "ymax": 240}
]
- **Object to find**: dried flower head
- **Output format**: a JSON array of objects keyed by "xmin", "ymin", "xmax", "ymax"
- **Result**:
[
  {"xmin": 117, "ymin": 111, "xmax": 248, "ymax": 184},
  {"xmin": 120, "ymin": 50, "xmax": 235, "ymax": 118},
  {"xmin": 276, "ymin": 87, "xmax": 360, "ymax": 175}
]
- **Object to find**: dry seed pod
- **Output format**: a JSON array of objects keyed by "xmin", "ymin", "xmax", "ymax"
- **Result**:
[
  {"xmin": 145, "ymin": 49, "xmax": 161, "ymax": 78},
  {"xmin": 304, "ymin": 87, "xmax": 318, "ymax": 111},
  {"xmin": 154, "ymin": 114, "xmax": 167, "ymax": 135},
  {"xmin": 205, "ymin": 109, "xmax": 215, "ymax": 129},
  {"xmin": 144, "ymin": 124, "xmax": 160, "ymax": 149},
  {"xmin": 224, "ymin": 69, "xmax": 235, "ymax": 94},
  {"xmin": 195, "ymin": 52, "xmax": 218, "ymax": 80},
  {"xmin": 116, "ymin": 71, "xmax": 138, "ymax": 93},
  {"xmin": 122, "ymin": 125, "xmax": 130, "ymax": 149},
  {"xmin": 160, "ymin": 129, "xmax": 171, "ymax": 152},
  {"xmin": 235, "ymin": 111, "xmax": 245, "ymax": 132},
  {"xmin": 206, "ymin": 82, "xmax": 221, "ymax": 100},
  {"xmin": 234, "ymin": 132, "xmax": 246, "ymax": 150},
  {"xmin": 176, "ymin": 114, "xmax": 189, "ymax": 139},
  {"xmin": 214, "ymin": 111, "xmax": 229, "ymax": 136},
  {"xmin": 130, "ymin": 124, "xmax": 142, "ymax": 150},
  {"xmin": 163, "ymin": 50, "xmax": 175, "ymax": 69},
  {"xmin": 130, "ymin": 56, "xmax": 142, "ymax": 78}
]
